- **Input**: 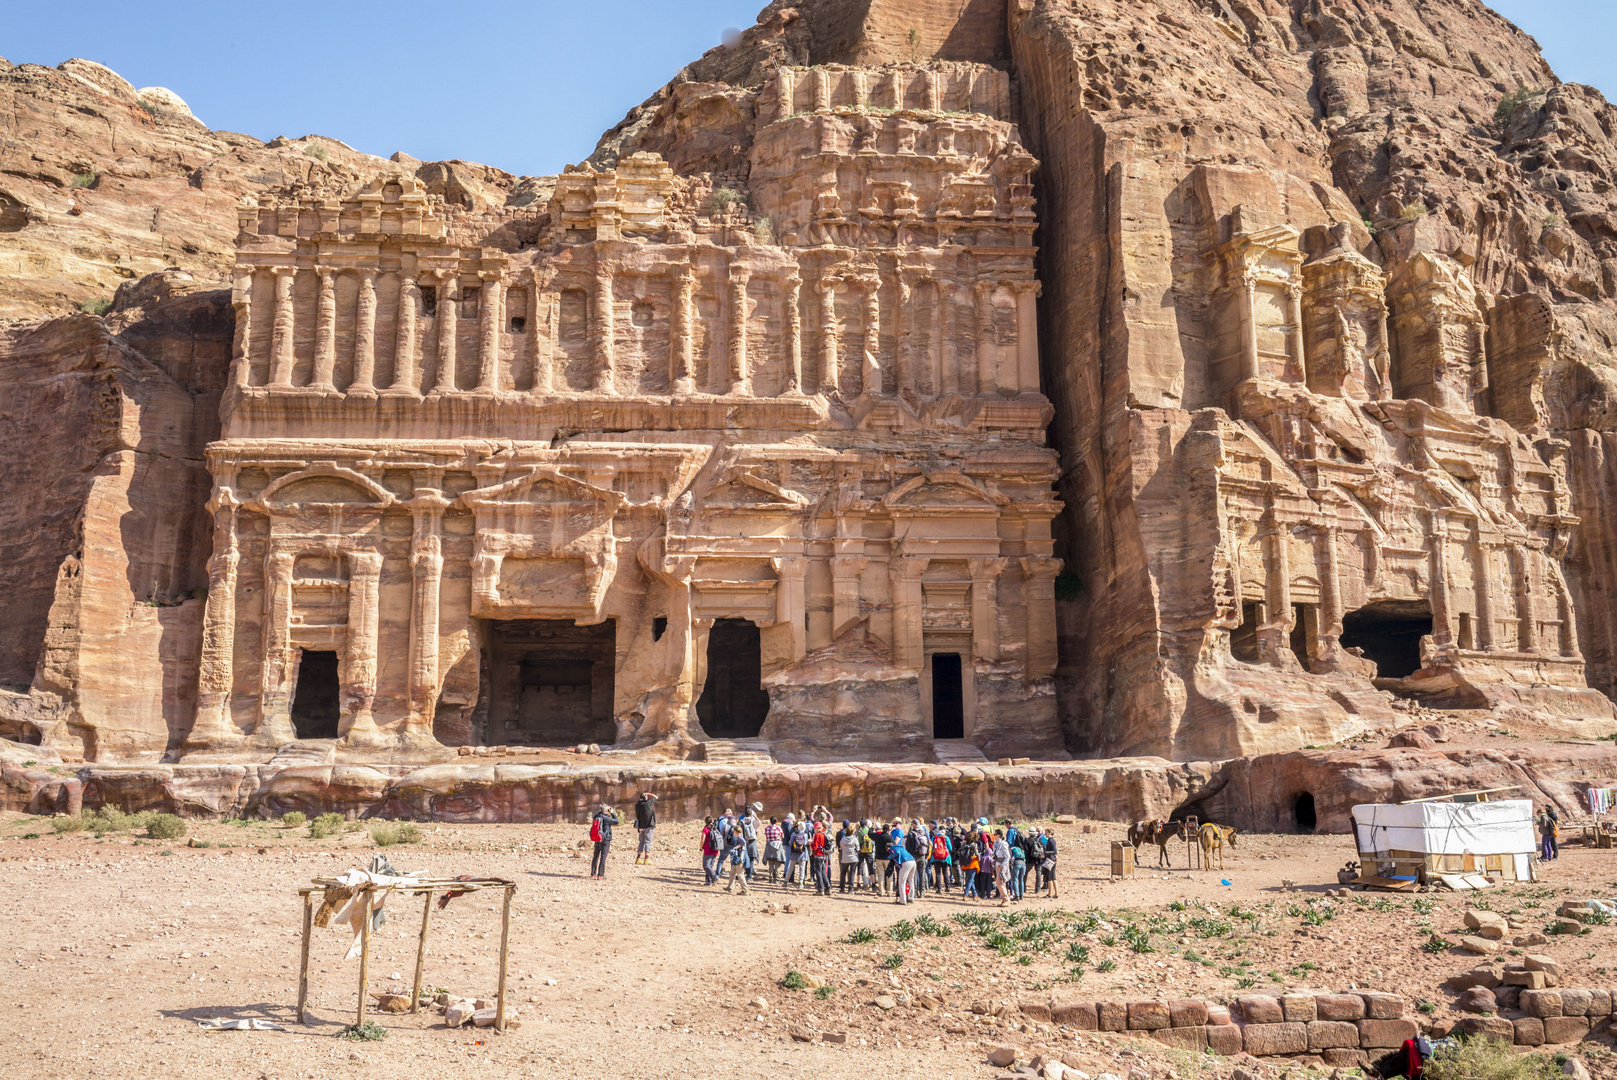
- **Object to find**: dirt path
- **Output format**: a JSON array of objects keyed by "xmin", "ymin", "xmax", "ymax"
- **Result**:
[{"xmin": 0, "ymin": 812, "xmax": 1611, "ymax": 1080}]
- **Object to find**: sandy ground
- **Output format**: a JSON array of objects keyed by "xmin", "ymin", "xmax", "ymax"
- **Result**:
[{"xmin": 0, "ymin": 807, "xmax": 1612, "ymax": 1080}]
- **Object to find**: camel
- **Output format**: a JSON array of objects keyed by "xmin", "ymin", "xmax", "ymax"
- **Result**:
[
  {"xmin": 1127, "ymin": 819, "xmax": 1187, "ymax": 867},
  {"xmin": 1198, "ymin": 823, "xmax": 1239, "ymax": 870}
]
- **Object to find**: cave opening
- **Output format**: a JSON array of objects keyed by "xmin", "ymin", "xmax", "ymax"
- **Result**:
[
  {"xmin": 290, "ymin": 650, "xmax": 341, "ymax": 739},
  {"xmin": 1293, "ymin": 791, "xmax": 1317, "ymax": 833},
  {"xmin": 1340, "ymin": 600, "xmax": 1433, "ymax": 679}
]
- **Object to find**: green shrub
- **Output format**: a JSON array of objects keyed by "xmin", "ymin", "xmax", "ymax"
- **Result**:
[
  {"xmin": 146, "ymin": 813, "xmax": 187, "ymax": 840},
  {"xmin": 1422, "ymin": 933, "xmax": 1450, "ymax": 954},
  {"xmin": 780, "ymin": 970, "xmax": 807, "ymax": 990},
  {"xmin": 308, "ymin": 812, "xmax": 344, "ymax": 839},
  {"xmin": 280, "ymin": 811, "xmax": 307, "ymax": 829},
  {"xmin": 845, "ymin": 927, "xmax": 877, "ymax": 944},
  {"xmin": 370, "ymin": 822, "xmax": 422, "ymax": 847},
  {"xmin": 79, "ymin": 298, "xmax": 112, "ymax": 316},
  {"xmin": 1493, "ymin": 85, "xmax": 1545, "ymax": 133},
  {"xmin": 51, "ymin": 814, "xmax": 89, "ymax": 834},
  {"xmin": 69, "ymin": 172, "xmax": 97, "ymax": 189},
  {"xmin": 337, "ymin": 1020, "xmax": 386, "ymax": 1041},
  {"xmin": 888, "ymin": 920, "xmax": 916, "ymax": 942},
  {"xmin": 305, "ymin": 144, "xmax": 329, "ymax": 162},
  {"xmin": 1424, "ymin": 1037, "xmax": 1560, "ymax": 1080},
  {"xmin": 1096, "ymin": 959, "xmax": 1117, "ymax": 973},
  {"xmin": 880, "ymin": 953, "xmax": 904, "ymax": 969},
  {"xmin": 706, "ymin": 187, "xmax": 747, "ymax": 216},
  {"xmin": 752, "ymin": 216, "xmax": 775, "ymax": 244}
]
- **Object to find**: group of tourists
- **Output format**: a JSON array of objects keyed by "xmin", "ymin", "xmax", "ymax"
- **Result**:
[
  {"xmin": 586, "ymin": 795, "xmax": 1060, "ymax": 904},
  {"xmin": 690, "ymin": 802, "xmax": 1059, "ymax": 904}
]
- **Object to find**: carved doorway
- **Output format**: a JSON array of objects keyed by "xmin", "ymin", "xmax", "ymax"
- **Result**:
[
  {"xmin": 696, "ymin": 618, "xmax": 770, "ymax": 738},
  {"xmin": 485, "ymin": 620, "xmax": 617, "ymax": 746},
  {"xmin": 930, "ymin": 652, "xmax": 965, "ymax": 739},
  {"xmin": 290, "ymin": 650, "xmax": 340, "ymax": 739}
]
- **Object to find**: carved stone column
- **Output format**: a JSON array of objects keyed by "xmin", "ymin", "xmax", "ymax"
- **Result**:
[
  {"xmin": 267, "ymin": 267, "xmax": 298, "ymax": 389},
  {"xmin": 527, "ymin": 268, "xmax": 545, "ymax": 392},
  {"xmin": 1020, "ymin": 556, "xmax": 1061, "ymax": 680},
  {"xmin": 350, "ymin": 269, "xmax": 378, "ymax": 394},
  {"xmin": 1428, "ymin": 513, "xmax": 1455, "ymax": 656},
  {"xmin": 1259, "ymin": 518, "xmax": 1294, "ymax": 664},
  {"xmin": 818, "ymin": 276, "xmax": 840, "ymax": 396},
  {"xmin": 671, "ymin": 264, "xmax": 697, "ymax": 394},
  {"xmin": 860, "ymin": 277, "xmax": 881, "ymax": 395},
  {"xmin": 532, "ymin": 269, "xmax": 554, "ymax": 394},
  {"xmin": 974, "ymin": 281, "xmax": 995, "ymax": 395},
  {"xmin": 1287, "ymin": 281, "xmax": 1307, "ymax": 386},
  {"xmin": 341, "ymin": 550, "xmax": 385, "ymax": 745},
  {"xmin": 784, "ymin": 272, "xmax": 803, "ymax": 395},
  {"xmin": 405, "ymin": 488, "xmax": 449, "ymax": 742},
  {"xmin": 1015, "ymin": 280, "xmax": 1041, "ymax": 394},
  {"xmin": 1553, "ymin": 563, "xmax": 1580, "ymax": 657},
  {"xmin": 969, "ymin": 557, "xmax": 1007, "ymax": 662},
  {"xmin": 893, "ymin": 274, "xmax": 912, "ymax": 394},
  {"xmin": 477, "ymin": 271, "xmax": 503, "ymax": 392},
  {"xmin": 433, "ymin": 272, "xmax": 458, "ymax": 394},
  {"xmin": 1317, "ymin": 526, "xmax": 1344, "ymax": 667},
  {"xmin": 230, "ymin": 271, "xmax": 253, "ymax": 388},
  {"xmin": 391, "ymin": 275, "xmax": 418, "ymax": 393},
  {"xmin": 812, "ymin": 67, "xmax": 830, "ymax": 112},
  {"xmin": 772, "ymin": 555, "xmax": 807, "ymax": 663},
  {"xmin": 1374, "ymin": 298, "xmax": 1393, "ymax": 401},
  {"xmin": 593, "ymin": 266, "xmax": 615, "ymax": 393},
  {"xmin": 888, "ymin": 557, "xmax": 928, "ymax": 671},
  {"xmin": 1514, "ymin": 547, "xmax": 1538, "ymax": 654},
  {"xmin": 1473, "ymin": 539, "xmax": 1497, "ymax": 651},
  {"xmin": 186, "ymin": 486, "xmax": 244, "ymax": 749},
  {"xmin": 777, "ymin": 68, "xmax": 797, "ymax": 118},
  {"xmin": 1239, "ymin": 269, "xmax": 1259, "ymax": 382},
  {"xmin": 255, "ymin": 548, "xmax": 298, "ymax": 742},
  {"xmin": 728, "ymin": 263, "xmax": 752, "ymax": 395},
  {"xmin": 935, "ymin": 279, "xmax": 953, "ymax": 396},
  {"xmin": 312, "ymin": 269, "xmax": 338, "ymax": 391}
]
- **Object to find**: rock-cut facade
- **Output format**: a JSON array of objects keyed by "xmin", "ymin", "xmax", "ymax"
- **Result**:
[{"xmin": 185, "ymin": 64, "xmax": 1066, "ymax": 763}]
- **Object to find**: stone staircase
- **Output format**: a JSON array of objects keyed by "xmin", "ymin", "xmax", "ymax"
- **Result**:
[
  {"xmin": 701, "ymin": 739, "xmax": 776, "ymax": 767},
  {"xmin": 932, "ymin": 739, "xmax": 990, "ymax": 765}
]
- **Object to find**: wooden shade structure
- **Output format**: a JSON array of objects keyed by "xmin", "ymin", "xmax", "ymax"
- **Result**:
[{"xmin": 296, "ymin": 876, "xmax": 515, "ymax": 1031}]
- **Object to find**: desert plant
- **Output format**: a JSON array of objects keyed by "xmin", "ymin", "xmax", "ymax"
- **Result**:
[
  {"xmin": 51, "ymin": 814, "xmax": 90, "ymax": 834},
  {"xmin": 880, "ymin": 953, "xmax": 904, "ymax": 969},
  {"xmin": 1398, "ymin": 200, "xmax": 1430, "ymax": 221},
  {"xmin": 780, "ymin": 970, "xmax": 807, "ymax": 990},
  {"xmin": 308, "ymin": 812, "xmax": 345, "ymax": 839},
  {"xmin": 814, "ymin": 986, "xmax": 834, "ymax": 1000},
  {"xmin": 305, "ymin": 144, "xmax": 329, "ymax": 162},
  {"xmin": 79, "ymin": 298, "xmax": 112, "ymax": 316},
  {"xmin": 752, "ymin": 216, "xmax": 775, "ymax": 244},
  {"xmin": 1066, "ymin": 942, "xmax": 1091, "ymax": 965},
  {"xmin": 337, "ymin": 1020, "xmax": 387, "ymax": 1041},
  {"xmin": 1096, "ymin": 959, "xmax": 1117, "ymax": 973},
  {"xmin": 1423, "ymin": 933, "xmax": 1451, "ymax": 954},
  {"xmin": 706, "ymin": 187, "xmax": 747, "ymax": 216},
  {"xmin": 370, "ymin": 822, "xmax": 422, "ymax": 847},
  {"xmin": 69, "ymin": 172, "xmax": 97, "ymax": 189},
  {"xmin": 1424, "ymin": 1036, "xmax": 1560, "ymax": 1080},
  {"xmin": 1493, "ymin": 85, "xmax": 1545, "ymax": 134},
  {"xmin": 146, "ymin": 813, "xmax": 187, "ymax": 840},
  {"xmin": 280, "ymin": 811, "xmax": 307, "ymax": 829},
  {"xmin": 845, "ymin": 927, "xmax": 877, "ymax": 944}
]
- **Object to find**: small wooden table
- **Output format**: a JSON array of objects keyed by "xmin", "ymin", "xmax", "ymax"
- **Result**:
[{"xmin": 296, "ymin": 876, "xmax": 515, "ymax": 1031}]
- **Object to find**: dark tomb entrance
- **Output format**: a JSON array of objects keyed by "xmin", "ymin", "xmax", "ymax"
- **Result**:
[
  {"xmin": 486, "ymin": 620, "xmax": 617, "ymax": 746},
  {"xmin": 931, "ymin": 653, "xmax": 965, "ymax": 739},
  {"xmin": 1293, "ymin": 791, "xmax": 1318, "ymax": 833},
  {"xmin": 696, "ymin": 618, "xmax": 770, "ymax": 738},
  {"xmin": 290, "ymin": 650, "xmax": 341, "ymax": 739},
  {"xmin": 1340, "ymin": 600, "xmax": 1433, "ymax": 679}
]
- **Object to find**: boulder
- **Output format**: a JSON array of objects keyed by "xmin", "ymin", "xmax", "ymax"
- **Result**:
[
  {"xmin": 1522, "ymin": 990, "xmax": 1564, "ymax": 1019},
  {"xmin": 1051, "ymin": 1002, "xmax": 1098, "ymax": 1030},
  {"xmin": 1461, "ymin": 1016, "xmax": 1516, "ymax": 1043},
  {"xmin": 1526, "ymin": 955, "xmax": 1564, "ymax": 985},
  {"xmin": 1460, "ymin": 935, "xmax": 1500, "ymax": 955},
  {"xmin": 1513, "ymin": 1017, "xmax": 1546, "ymax": 1046},
  {"xmin": 1169, "ymin": 999, "xmax": 1208, "ymax": 1027},
  {"xmin": 1458, "ymin": 987, "xmax": 1498, "ymax": 1014},
  {"xmin": 1151, "ymin": 1026, "xmax": 1207, "ymax": 1052},
  {"xmin": 1388, "ymin": 730, "xmax": 1436, "ymax": 749},
  {"xmin": 1448, "ymin": 966, "xmax": 1503, "ymax": 991},
  {"xmin": 988, "ymin": 1046, "xmax": 1019, "ymax": 1067},
  {"xmin": 1504, "ymin": 969, "xmax": 1548, "ymax": 990},
  {"xmin": 1560, "ymin": 989, "xmax": 1593, "ymax": 1018}
]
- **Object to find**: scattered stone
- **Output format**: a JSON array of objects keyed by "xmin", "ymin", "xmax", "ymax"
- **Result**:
[
  {"xmin": 988, "ymin": 1046, "xmax": 1020, "ymax": 1067},
  {"xmin": 873, "ymin": 995, "xmax": 896, "ymax": 1011},
  {"xmin": 821, "ymin": 1032, "xmax": 847, "ymax": 1045},
  {"xmin": 1459, "ymin": 935, "xmax": 1499, "ymax": 955},
  {"xmin": 1564, "ymin": 1058, "xmax": 1592, "ymax": 1080},
  {"xmin": 1525, "ymin": 955, "xmax": 1564, "ymax": 985},
  {"xmin": 1447, "ymin": 966, "xmax": 1502, "ymax": 991},
  {"xmin": 1514, "ymin": 932, "xmax": 1549, "ymax": 947},
  {"xmin": 1457, "ymin": 987, "xmax": 1497, "ymax": 1014},
  {"xmin": 787, "ymin": 1023, "xmax": 818, "ymax": 1043}
]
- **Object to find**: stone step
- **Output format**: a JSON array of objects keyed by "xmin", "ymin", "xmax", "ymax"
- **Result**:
[
  {"xmin": 702, "ymin": 739, "xmax": 775, "ymax": 766},
  {"xmin": 932, "ymin": 740, "xmax": 990, "ymax": 764}
]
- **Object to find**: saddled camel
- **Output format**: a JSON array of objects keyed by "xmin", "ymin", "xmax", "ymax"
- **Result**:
[
  {"xmin": 1199, "ymin": 823, "xmax": 1239, "ymax": 870},
  {"xmin": 1127, "ymin": 819, "xmax": 1187, "ymax": 867}
]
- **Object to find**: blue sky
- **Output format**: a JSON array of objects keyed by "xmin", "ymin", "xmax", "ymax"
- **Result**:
[{"xmin": 4, "ymin": 1, "xmax": 1612, "ymax": 179}]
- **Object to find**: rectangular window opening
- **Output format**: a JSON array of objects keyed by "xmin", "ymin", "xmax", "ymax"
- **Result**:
[
  {"xmin": 509, "ymin": 315, "xmax": 526, "ymax": 333},
  {"xmin": 931, "ymin": 652, "xmax": 965, "ymax": 740},
  {"xmin": 419, "ymin": 286, "xmax": 438, "ymax": 318}
]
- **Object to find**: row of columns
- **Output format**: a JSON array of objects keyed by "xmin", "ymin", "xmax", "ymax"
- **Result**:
[
  {"xmin": 775, "ymin": 65, "xmax": 1008, "ymax": 120},
  {"xmin": 240, "ymin": 263, "xmax": 1039, "ymax": 400},
  {"xmin": 183, "ymin": 487, "xmax": 450, "ymax": 749},
  {"xmin": 887, "ymin": 556, "xmax": 1054, "ymax": 678},
  {"xmin": 1236, "ymin": 271, "xmax": 1308, "ymax": 385}
]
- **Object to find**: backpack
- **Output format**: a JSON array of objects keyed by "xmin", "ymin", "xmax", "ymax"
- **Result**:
[
  {"xmin": 931, "ymin": 835, "xmax": 948, "ymax": 861},
  {"xmin": 589, "ymin": 816, "xmax": 603, "ymax": 843},
  {"xmin": 791, "ymin": 829, "xmax": 807, "ymax": 853},
  {"xmin": 1012, "ymin": 843, "xmax": 1026, "ymax": 863},
  {"xmin": 1004, "ymin": 825, "xmax": 1020, "ymax": 848},
  {"xmin": 858, "ymin": 829, "xmax": 873, "ymax": 855}
]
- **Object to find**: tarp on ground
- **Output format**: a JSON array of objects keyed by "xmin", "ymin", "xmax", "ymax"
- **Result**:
[{"xmin": 1351, "ymin": 798, "xmax": 1536, "ymax": 859}]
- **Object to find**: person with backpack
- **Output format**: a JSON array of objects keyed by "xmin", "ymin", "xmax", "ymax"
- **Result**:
[
  {"xmin": 723, "ymin": 825, "xmax": 750, "ymax": 894},
  {"xmin": 1039, "ymin": 828, "xmax": 1059, "ymax": 899},
  {"xmin": 1010, "ymin": 829, "xmax": 1029, "ymax": 901},
  {"xmin": 788, "ymin": 818, "xmax": 811, "ymax": 888},
  {"xmin": 856, "ymin": 819, "xmax": 876, "ymax": 889},
  {"xmin": 959, "ymin": 833, "xmax": 980, "ymax": 901},
  {"xmin": 810, "ymin": 821, "xmax": 832, "ymax": 895},
  {"xmin": 700, "ymin": 816, "xmax": 722, "ymax": 885},
  {"xmin": 633, "ymin": 792, "xmax": 658, "ymax": 865},
  {"xmin": 906, "ymin": 821, "xmax": 928, "ymax": 899},
  {"xmin": 763, "ymin": 816, "xmax": 786, "ymax": 883},
  {"xmin": 871, "ymin": 819, "xmax": 893, "ymax": 895},
  {"xmin": 928, "ymin": 823, "xmax": 952, "ymax": 893},
  {"xmin": 890, "ymin": 821, "xmax": 917, "ymax": 905},
  {"xmin": 741, "ymin": 804, "xmax": 761, "ymax": 879},
  {"xmin": 836, "ymin": 821, "xmax": 860, "ymax": 893},
  {"xmin": 588, "ymin": 804, "xmax": 620, "ymax": 879},
  {"xmin": 991, "ymin": 827, "xmax": 1012, "ymax": 907}
]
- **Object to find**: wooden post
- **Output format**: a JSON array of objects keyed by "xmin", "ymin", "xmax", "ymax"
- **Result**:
[
  {"xmin": 410, "ymin": 890, "xmax": 433, "ymax": 1014},
  {"xmin": 296, "ymin": 891, "xmax": 314, "ymax": 1025},
  {"xmin": 495, "ymin": 886, "xmax": 513, "ymax": 1032},
  {"xmin": 355, "ymin": 890, "xmax": 373, "ymax": 1028}
]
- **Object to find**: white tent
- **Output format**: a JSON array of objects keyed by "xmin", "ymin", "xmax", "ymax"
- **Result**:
[{"xmin": 1351, "ymin": 798, "xmax": 1537, "ymax": 883}]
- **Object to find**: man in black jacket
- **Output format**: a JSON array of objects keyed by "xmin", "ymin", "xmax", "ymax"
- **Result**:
[
  {"xmin": 590, "ymin": 804, "xmax": 620, "ymax": 879},
  {"xmin": 634, "ymin": 792, "xmax": 658, "ymax": 865}
]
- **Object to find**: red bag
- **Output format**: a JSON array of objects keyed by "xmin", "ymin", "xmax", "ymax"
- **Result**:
[{"xmin": 589, "ymin": 817, "xmax": 603, "ymax": 843}]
